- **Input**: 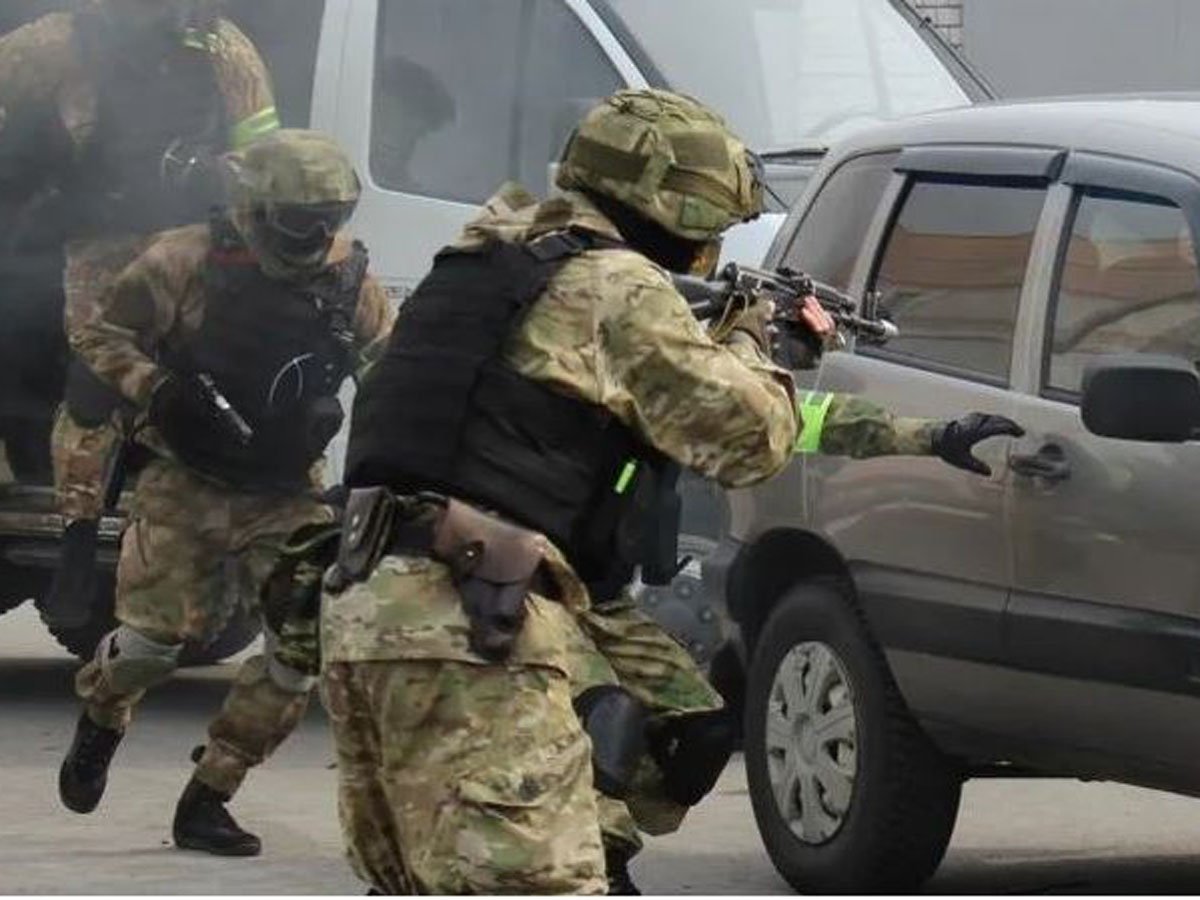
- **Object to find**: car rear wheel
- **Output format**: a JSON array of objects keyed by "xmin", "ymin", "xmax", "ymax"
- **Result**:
[
  {"xmin": 744, "ymin": 578, "xmax": 961, "ymax": 893},
  {"xmin": 0, "ymin": 563, "xmax": 48, "ymax": 614}
]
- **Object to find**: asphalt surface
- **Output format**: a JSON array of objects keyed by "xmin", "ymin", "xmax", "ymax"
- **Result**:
[{"xmin": 5, "ymin": 601, "xmax": 1200, "ymax": 894}]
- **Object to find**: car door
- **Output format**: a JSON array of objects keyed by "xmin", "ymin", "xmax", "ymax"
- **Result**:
[
  {"xmin": 324, "ymin": 0, "xmax": 630, "ymax": 302},
  {"xmin": 797, "ymin": 147, "xmax": 1060, "ymax": 736},
  {"xmin": 1005, "ymin": 154, "xmax": 1200, "ymax": 775}
]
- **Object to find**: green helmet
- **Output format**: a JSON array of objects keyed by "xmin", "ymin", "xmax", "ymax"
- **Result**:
[
  {"xmin": 228, "ymin": 129, "xmax": 361, "ymax": 279},
  {"xmin": 556, "ymin": 89, "xmax": 764, "ymax": 242}
]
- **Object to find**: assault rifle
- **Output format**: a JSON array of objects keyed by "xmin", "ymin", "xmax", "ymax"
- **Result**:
[{"xmin": 673, "ymin": 263, "xmax": 898, "ymax": 345}]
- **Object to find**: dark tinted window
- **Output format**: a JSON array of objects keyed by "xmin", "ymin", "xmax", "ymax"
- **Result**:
[
  {"xmin": 783, "ymin": 152, "xmax": 897, "ymax": 291},
  {"xmin": 1047, "ymin": 192, "xmax": 1200, "ymax": 396},
  {"xmin": 870, "ymin": 180, "xmax": 1046, "ymax": 382},
  {"xmin": 371, "ymin": 0, "xmax": 622, "ymax": 203}
]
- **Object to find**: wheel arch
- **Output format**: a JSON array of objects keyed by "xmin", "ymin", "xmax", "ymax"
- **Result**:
[{"xmin": 727, "ymin": 528, "xmax": 856, "ymax": 655}]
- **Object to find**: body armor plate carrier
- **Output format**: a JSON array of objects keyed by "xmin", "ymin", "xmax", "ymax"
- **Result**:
[
  {"xmin": 161, "ymin": 212, "xmax": 367, "ymax": 491},
  {"xmin": 346, "ymin": 229, "xmax": 682, "ymax": 600}
]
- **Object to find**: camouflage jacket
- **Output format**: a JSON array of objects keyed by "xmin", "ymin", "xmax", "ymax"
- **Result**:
[
  {"xmin": 463, "ymin": 184, "xmax": 936, "ymax": 480},
  {"xmin": 0, "ymin": 12, "xmax": 278, "ymax": 203},
  {"xmin": 70, "ymin": 225, "xmax": 394, "ymax": 423}
]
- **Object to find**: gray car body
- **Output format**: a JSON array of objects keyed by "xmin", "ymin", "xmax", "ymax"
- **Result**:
[{"xmin": 718, "ymin": 97, "xmax": 1200, "ymax": 796}]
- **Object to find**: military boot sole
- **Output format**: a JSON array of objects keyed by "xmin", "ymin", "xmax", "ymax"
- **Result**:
[{"xmin": 174, "ymin": 832, "xmax": 263, "ymax": 857}]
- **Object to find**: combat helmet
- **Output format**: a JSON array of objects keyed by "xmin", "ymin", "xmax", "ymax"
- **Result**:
[
  {"xmin": 227, "ymin": 129, "xmax": 361, "ymax": 279},
  {"xmin": 557, "ymin": 89, "xmax": 764, "ymax": 243}
]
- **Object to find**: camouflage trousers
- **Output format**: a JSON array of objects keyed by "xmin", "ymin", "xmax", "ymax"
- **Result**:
[
  {"xmin": 52, "ymin": 236, "xmax": 152, "ymax": 522},
  {"xmin": 75, "ymin": 459, "xmax": 331, "ymax": 796},
  {"xmin": 563, "ymin": 592, "xmax": 725, "ymax": 854},
  {"xmin": 320, "ymin": 554, "xmax": 607, "ymax": 895}
]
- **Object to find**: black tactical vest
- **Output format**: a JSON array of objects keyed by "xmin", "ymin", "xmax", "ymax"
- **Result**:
[
  {"xmin": 162, "ymin": 213, "xmax": 368, "ymax": 491},
  {"xmin": 68, "ymin": 11, "xmax": 227, "ymax": 238},
  {"xmin": 346, "ymin": 230, "xmax": 682, "ymax": 598}
]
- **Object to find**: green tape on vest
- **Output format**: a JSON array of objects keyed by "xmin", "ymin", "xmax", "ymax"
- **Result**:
[
  {"xmin": 614, "ymin": 460, "xmax": 638, "ymax": 495},
  {"xmin": 795, "ymin": 391, "xmax": 835, "ymax": 454}
]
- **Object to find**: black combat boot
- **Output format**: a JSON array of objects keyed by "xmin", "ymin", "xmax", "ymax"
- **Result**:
[
  {"xmin": 59, "ymin": 711, "xmax": 124, "ymax": 813},
  {"xmin": 173, "ymin": 777, "xmax": 262, "ymax": 857},
  {"xmin": 605, "ymin": 844, "xmax": 641, "ymax": 896}
]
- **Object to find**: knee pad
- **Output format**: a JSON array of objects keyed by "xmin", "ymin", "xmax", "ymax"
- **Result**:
[
  {"xmin": 574, "ymin": 686, "xmax": 646, "ymax": 800},
  {"xmin": 98, "ymin": 625, "xmax": 182, "ymax": 694},
  {"xmin": 264, "ymin": 630, "xmax": 317, "ymax": 694},
  {"xmin": 647, "ymin": 708, "xmax": 735, "ymax": 807}
]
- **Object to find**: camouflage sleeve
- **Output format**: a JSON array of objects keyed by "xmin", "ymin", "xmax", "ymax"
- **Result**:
[
  {"xmin": 69, "ymin": 231, "xmax": 202, "ymax": 406},
  {"xmin": 208, "ymin": 18, "xmax": 279, "ymax": 150},
  {"xmin": 602, "ymin": 273, "xmax": 798, "ymax": 489},
  {"xmin": 351, "ymin": 275, "xmax": 396, "ymax": 381},
  {"xmin": 795, "ymin": 392, "xmax": 936, "ymax": 459},
  {"xmin": 0, "ymin": 13, "xmax": 75, "ymax": 114}
]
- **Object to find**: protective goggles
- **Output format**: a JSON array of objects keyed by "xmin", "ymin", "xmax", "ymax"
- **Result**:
[{"xmin": 263, "ymin": 202, "xmax": 356, "ymax": 246}]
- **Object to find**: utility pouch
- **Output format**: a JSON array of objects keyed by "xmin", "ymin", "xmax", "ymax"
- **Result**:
[
  {"xmin": 334, "ymin": 487, "xmax": 399, "ymax": 586},
  {"xmin": 432, "ymin": 499, "xmax": 543, "ymax": 663}
]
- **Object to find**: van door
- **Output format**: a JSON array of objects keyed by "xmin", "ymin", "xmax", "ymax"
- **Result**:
[
  {"xmin": 1005, "ymin": 154, "xmax": 1200, "ymax": 778},
  {"xmin": 325, "ymin": 0, "xmax": 627, "ymax": 300}
]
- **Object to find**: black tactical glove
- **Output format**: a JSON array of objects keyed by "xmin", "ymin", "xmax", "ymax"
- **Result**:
[
  {"xmin": 148, "ymin": 373, "xmax": 213, "ymax": 437},
  {"xmin": 930, "ymin": 413, "xmax": 1025, "ymax": 476}
]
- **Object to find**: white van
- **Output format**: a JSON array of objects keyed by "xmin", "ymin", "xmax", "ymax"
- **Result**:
[{"xmin": 0, "ymin": 0, "xmax": 991, "ymax": 663}]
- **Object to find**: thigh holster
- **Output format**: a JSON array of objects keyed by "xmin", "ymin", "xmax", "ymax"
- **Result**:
[{"xmin": 334, "ymin": 488, "xmax": 544, "ymax": 662}]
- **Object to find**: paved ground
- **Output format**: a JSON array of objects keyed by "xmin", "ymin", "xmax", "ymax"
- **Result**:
[{"xmin": 6, "ymin": 602, "xmax": 1200, "ymax": 894}]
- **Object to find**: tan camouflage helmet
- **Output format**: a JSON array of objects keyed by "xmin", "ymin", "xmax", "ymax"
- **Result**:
[
  {"xmin": 227, "ymin": 129, "xmax": 361, "ymax": 277},
  {"xmin": 557, "ymin": 89, "xmax": 764, "ymax": 242},
  {"xmin": 230, "ymin": 128, "xmax": 361, "ymax": 209}
]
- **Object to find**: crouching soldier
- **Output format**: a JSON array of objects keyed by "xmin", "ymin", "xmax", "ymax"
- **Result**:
[{"xmin": 313, "ymin": 89, "xmax": 1021, "ymax": 894}]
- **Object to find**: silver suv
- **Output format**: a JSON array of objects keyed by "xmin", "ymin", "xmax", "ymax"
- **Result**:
[{"xmin": 713, "ymin": 97, "xmax": 1200, "ymax": 892}]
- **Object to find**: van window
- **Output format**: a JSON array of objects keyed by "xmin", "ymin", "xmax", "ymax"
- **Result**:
[
  {"xmin": 1046, "ymin": 192, "xmax": 1200, "ymax": 397},
  {"xmin": 869, "ymin": 180, "xmax": 1046, "ymax": 383},
  {"xmin": 371, "ymin": 0, "xmax": 622, "ymax": 204},
  {"xmin": 226, "ymin": 0, "xmax": 326, "ymax": 127},
  {"xmin": 782, "ymin": 152, "xmax": 897, "ymax": 292},
  {"xmin": 596, "ymin": 0, "xmax": 973, "ymax": 150}
]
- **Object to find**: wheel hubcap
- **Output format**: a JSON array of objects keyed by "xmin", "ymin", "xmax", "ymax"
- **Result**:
[{"xmin": 764, "ymin": 641, "xmax": 857, "ymax": 844}]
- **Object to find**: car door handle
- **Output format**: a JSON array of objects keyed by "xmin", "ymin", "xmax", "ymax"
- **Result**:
[{"xmin": 1010, "ymin": 444, "xmax": 1071, "ymax": 482}]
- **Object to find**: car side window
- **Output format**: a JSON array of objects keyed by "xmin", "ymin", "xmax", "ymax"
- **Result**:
[
  {"xmin": 781, "ymin": 153, "xmax": 898, "ymax": 292},
  {"xmin": 868, "ymin": 179, "xmax": 1047, "ymax": 384},
  {"xmin": 1045, "ymin": 191, "xmax": 1200, "ymax": 398},
  {"xmin": 371, "ymin": 0, "xmax": 622, "ymax": 204}
]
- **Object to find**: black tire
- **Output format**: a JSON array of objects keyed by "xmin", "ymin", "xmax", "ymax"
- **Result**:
[
  {"xmin": 0, "ymin": 564, "xmax": 49, "ymax": 614},
  {"xmin": 43, "ymin": 570, "xmax": 261, "ymax": 665},
  {"xmin": 744, "ymin": 579, "xmax": 961, "ymax": 894},
  {"xmin": 41, "ymin": 569, "xmax": 119, "ymax": 659}
]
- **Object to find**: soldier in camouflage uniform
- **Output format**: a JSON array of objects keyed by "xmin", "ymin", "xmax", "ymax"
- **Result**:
[
  {"xmin": 319, "ymin": 89, "xmax": 1020, "ymax": 894},
  {"xmin": 56, "ymin": 129, "xmax": 394, "ymax": 857},
  {"xmin": 0, "ymin": 0, "xmax": 281, "ymax": 624}
]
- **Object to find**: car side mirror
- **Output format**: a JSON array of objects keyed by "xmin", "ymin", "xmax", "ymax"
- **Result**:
[{"xmin": 1081, "ymin": 354, "xmax": 1200, "ymax": 442}]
